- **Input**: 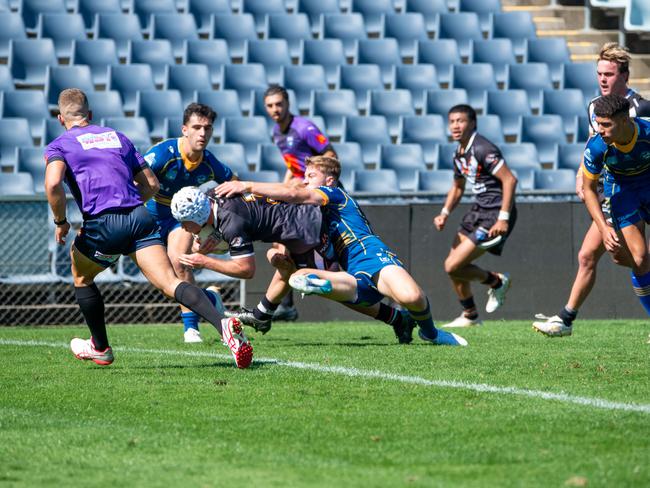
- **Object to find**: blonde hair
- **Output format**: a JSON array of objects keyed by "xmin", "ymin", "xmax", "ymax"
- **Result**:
[
  {"xmin": 599, "ymin": 42, "xmax": 631, "ymax": 74},
  {"xmin": 57, "ymin": 88, "xmax": 90, "ymax": 122},
  {"xmin": 305, "ymin": 155, "xmax": 341, "ymax": 180}
]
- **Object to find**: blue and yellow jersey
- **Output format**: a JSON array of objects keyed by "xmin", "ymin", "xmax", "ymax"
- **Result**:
[
  {"xmin": 143, "ymin": 138, "xmax": 233, "ymax": 221},
  {"xmin": 583, "ymin": 118, "xmax": 650, "ymax": 187},
  {"xmin": 314, "ymin": 185, "xmax": 386, "ymax": 269}
]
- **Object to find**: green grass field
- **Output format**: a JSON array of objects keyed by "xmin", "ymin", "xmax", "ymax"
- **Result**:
[{"xmin": 1, "ymin": 320, "xmax": 649, "ymax": 487}]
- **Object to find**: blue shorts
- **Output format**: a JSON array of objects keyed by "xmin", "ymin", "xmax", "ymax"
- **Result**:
[
  {"xmin": 345, "ymin": 245, "xmax": 404, "ymax": 306},
  {"xmin": 75, "ymin": 205, "xmax": 163, "ymax": 267},
  {"xmin": 609, "ymin": 183, "xmax": 650, "ymax": 230},
  {"xmin": 157, "ymin": 215, "xmax": 183, "ymax": 244}
]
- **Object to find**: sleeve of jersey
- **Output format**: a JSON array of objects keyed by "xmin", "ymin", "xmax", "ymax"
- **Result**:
[
  {"xmin": 44, "ymin": 142, "xmax": 64, "ymax": 165},
  {"xmin": 142, "ymin": 143, "xmax": 165, "ymax": 174},
  {"xmin": 122, "ymin": 134, "xmax": 146, "ymax": 174},
  {"xmin": 582, "ymin": 139, "xmax": 604, "ymax": 180},
  {"xmin": 207, "ymin": 155, "xmax": 234, "ymax": 182},
  {"xmin": 314, "ymin": 186, "xmax": 344, "ymax": 207},
  {"xmin": 304, "ymin": 124, "xmax": 330, "ymax": 153},
  {"xmin": 485, "ymin": 151, "xmax": 505, "ymax": 175}
]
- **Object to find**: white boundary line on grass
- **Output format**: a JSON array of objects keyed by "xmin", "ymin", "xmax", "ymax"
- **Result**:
[{"xmin": 3, "ymin": 338, "xmax": 650, "ymax": 415}]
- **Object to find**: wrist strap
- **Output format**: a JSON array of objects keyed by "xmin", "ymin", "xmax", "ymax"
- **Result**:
[
  {"xmin": 441, "ymin": 207, "xmax": 450, "ymax": 217},
  {"xmin": 498, "ymin": 210, "xmax": 510, "ymax": 221},
  {"xmin": 53, "ymin": 217, "xmax": 68, "ymax": 226}
]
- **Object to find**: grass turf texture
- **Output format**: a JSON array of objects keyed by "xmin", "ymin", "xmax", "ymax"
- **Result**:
[{"xmin": 0, "ymin": 320, "xmax": 649, "ymax": 487}]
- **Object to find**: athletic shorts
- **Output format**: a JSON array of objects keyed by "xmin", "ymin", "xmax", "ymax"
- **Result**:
[
  {"xmin": 345, "ymin": 244, "xmax": 404, "ymax": 307},
  {"xmin": 458, "ymin": 204, "xmax": 517, "ymax": 256},
  {"xmin": 75, "ymin": 205, "xmax": 163, "ymax": 267},
  {"xmin": 609, "ymin": 184, "xmax": 650, "ymax": 230},
  {"xmin": 156, "ymin": 215, "xmax": 183, "ymax": 244}
]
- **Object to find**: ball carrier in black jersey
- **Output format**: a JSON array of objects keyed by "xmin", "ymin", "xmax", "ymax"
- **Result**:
[{"xmin": 434, "ymin": 104, "xmax": 518, "ymax": 328}]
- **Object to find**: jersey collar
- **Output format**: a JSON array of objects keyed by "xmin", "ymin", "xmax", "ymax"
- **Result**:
[
  {"xmin": 613, "ymin": 120, "xmax": 639, "ymax": 153},
  {"xmin": 177, "ymin": 138, "xmax": 203, "ymax": 171},
  {"xmin": 461, "ymin": 131, "xmax": 478, "ymax": 154}
]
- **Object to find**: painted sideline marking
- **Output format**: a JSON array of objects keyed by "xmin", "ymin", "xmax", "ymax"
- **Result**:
[{"xmin": 2, "ymin": 338, "xmax": 650, "ymax": 415}]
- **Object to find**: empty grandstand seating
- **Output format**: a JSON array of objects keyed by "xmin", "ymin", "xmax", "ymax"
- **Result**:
[
  {"xmin": 151, "ymin": 13, "xmax": 200, "ymax": 59},
  {"xmin": 258, "ymin": 144, "xmax": 287, "ymax": 178},
  {"xmin": 212, "ymin": 14, "xmax": 258, "ymax": 60},
  {"xmin": 557, "ymin": 143, "xmax": 584, "ymax": 171},
  {"xmin": 369, "ymin": 90, "xmax": 415, "ymax": 138},
  {"xmin": 17, "ymin": 147, "xmax": 46, "ymax": 193},
  {"xmin": 22, "ymin": 0, "xmax": 66, "ymax": 32},
  {"xmin": 383, "ymin": 13, "xmax": 429, "ymax": 59},
  {"xmin": 405, "ymin": 0, "xmax": 446, "ymax": 34},
  {"xmin": 501, "ymin": 143, "xmax": 542, "ymax": 171},
  {"xmin": 103, "ymin": 116, "xmax": 151, "ymax": 149},
  {"xmin": 353, "ymin": 169, "xmax": 400, "ymax": 194},
  {"xmin": 526, "ymin": 38, "xmax": 572, "ymax": 85},
  {"xmin": 129, "ymin": 40, "xmax": 175, "ymax": 87},
  {"xmin": 2, "ymin": 90, "xmax": 49, "ymax": 143},
  {"xmin": 534, "ymin": 169, "xmax": 576, "ymax": 192},
  {"xmin": 184, "ymin": 39, "xmax": 230, "ymax": 86},
  {"xmin": 438, "ymin": 13, "xmax": 483, "ymax": 60},
  {"xmin": 521, "ymin": 115, "xmax": 566, "ymax": 166},
  {"xmin": 322, "ymin": 13, "xmax": 367, "ymax": 58},
  {"xmin": 136, "ymin": 90, "xmax": 184, "ymax": 140},
  {"xmin": 471, "ymin": 39, "xmax": 516, "ymax": 86},
  {"xmin": 37, "ymin": 13, "xmax": 87, "ymax": 60},
  {"xmin": 188, "ymin": 0, "xmax": 231, "ymax": 35},
  {"xmin": 166, "ymin": 64, "xmax": 213, "ymax": 106},
  {"xmin": 86, "ymin": 91, "xmax": 125, "ymax": 120},
  {"xmin": 46, "ymin": 65, "xmax": 95, "ymax": 109},
  {"xmin": 492, "ymin": 11, "xmax": 536, "ymax": 58},
  {"xmin": 72, "ymin": 39, "xmax": 120, "ymax": 87},
  {"xmin": 299, "ymin": 0, "xmax": 340, "ymax": 37},
  {"xmin": 400, "ymin": 114, "xmax": 446, "ymax": 166},
  {"xmin": 352, "ymin": 0, "xmax": 394, "ymax": 35},
  {"xmin": 95, "ymin": 13, "xmax": 144, "ymax": 60},
  {"xmin": 624, "ymin": 0, "xmax": 650, "ymax": 33},
  {"xmin": 223, "ymin": 64, "xmax": 269, "ymax": 113},
  {"xmin": 0, "ymin": 172, "xmax": 35, "ymax": 196},
  {"xmin": 395, "ymin": 65, "xmax": 439, "ymax": 113},
  {"xmin": 344, "ymin": 115, "xmax": 391, "ymax": 164},
  {"xmin": 311, "ymin": 89, "xmax": 358, "ymax": 139},
  {"xmin": 508, "ymin": 63, "xmax": 554, "ymax": 113},
  {"xmin": 0, "ymin": 119, "xmax": 34, "ymax": 171},
  {"xmin": 108, "ymin": 64, "xmax": 156, "ymax": 113},
  {"xmin": 563, "ymin": 62, "xmax": 599, "ymax": 101},
  {"xmin": 477, "ymin": 115, "xmax": 505, "ymax": 143},
  {"xmin": 222, "ymin": 116, "xmax": 270, "ymax": 165},
  {"xmin": 542, "ymin": 89, "xmax": 585, "ymax": 141},
  {"xmin": 210, "ymin": 143, "xmax": 249, "ymax": 174},
  {"xmin": 486, "ymin": 89, "xmax": 530, "ymax": 141},
  {"xmin": 78, "ymin": 0, "xmax": 123, "ymax": 30},
  {"xmin": 426, "ymin": 88, "xmax": 468, "ymax": 117},
  {"xmin": 301, "ymin": 39, "xmax": 347, "ymax": 86},
  {"xmin": 133, "ymin": 0, "xmax": 177, "ymax": 32},
  {"xmin": 246, "ymin": 39, "xmax": 292, "ymax": 85},
  {"xmin": 356, "ymin": 39, "xmax": 403, "ymax": 86},
  {"xmin": 417, "ymin": 39, "xmax": 461, "ymax": 87},
  {"xmin": 242, "ymin": 0, "xmax": 287, "ymax": 33},
  {"xmin": 267, "ymin": 14, "xmax": 312, "ymax": 59},
  {"xmin": 453, "ymin": 63, "xmax": 498, "ymax": 113},
  {"xmin": 283, "ymin": 65, "xmax": 328, "ymax": 113},
  {"xmin": 417, "ymin": 169, "xmax": 454, "ymax": 193},
  {"xmin": 380, "ymin": 144, "xmax": 427, "ymax": 191},
  {"xmin": 10, "ymin": 39, "xmax": 58, "ymax": 87},
  {"xmin": 0, "ymin": 12, "xmax": 27, "ymax": 60}
]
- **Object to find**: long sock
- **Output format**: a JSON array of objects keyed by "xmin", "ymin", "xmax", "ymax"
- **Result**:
[
  {"xmin": 631, "ymin": 270, "xmax": 650, "ymax": 316},
  {"xmin": 410, "ymin": 299, "xmax": 437, "ymax": 339},
  {"xmin": 558, "ymin": 306, "xmax": 577, "ymax": 326},
  {"xmin": 481, "ymin": 272, "xmax": 502, "ymax": 289},
  {"xmin": 253, "ymin": 296, "xmax": 278, "ymax": 321},
  {"xmin": 459, "ymin": 296, "xmax": 478, "ymax": 320},
  {"xmin": 74, "ymin": 283, "xmax": 109, "ymax": 350},
  {"xmin": 181, "ymin": 312, "xmax": 199, "ymax": 332},
  {"xmin": 376, "ymin": 303, "xmax": 404, "ymax": 327},
  {"xmin": 280, "ymin": 291, "xmax": 294, "ymax": 308},
  {"xmin": 174, "ymin": 282, "xmax": 223, "ymax": 335}
]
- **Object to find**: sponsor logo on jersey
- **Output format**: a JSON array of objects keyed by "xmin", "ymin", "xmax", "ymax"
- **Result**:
[
  {"xmin": 316, "ymin": 133, "xmax": 327, "ymax": 145},
  {"xmin": 165, "ymin": 168, "xmax": 177, "ymax": 180},
  {"xmin": 76, "ymin": 131, "xmax": 122, "ymax": 150},
  {"xmin": 144, "ymin": 153, "xmax": 156, "ymax": 165}
]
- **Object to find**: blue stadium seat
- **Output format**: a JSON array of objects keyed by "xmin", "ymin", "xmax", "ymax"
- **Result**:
[
  {"xmin": 136, "ymin": 90, "xmax": 184, "ymax": 139},
  {"xmin": 9, "ymin": 39, "xmax": 58, "ymax": 87},
  {"xmin": 301, "ymin": 39, "xmax": 346, "ymax": 86},
  {"xmin": 103, "ymin": 117, "xmax": 152, "ymax": 149},
  {"xmin": 459, "ymin": 0, "xmax": 499, "ymax": 34},
  {"xmin": 417, "ymin": 169, "xmax": 454, "ymax": 193},
  {"xmin": 453, "ymin": 63, "xmax": 497, "ymax": 113},
  {"xmin": 437, "ymin": 143, "xmax": 458, "ymax": 170},
  {"xmin": 563, "ymin": 62, "xmax": 599, "ymax": 102},
  {"xmin": 0, "ymin": 119, "xmax": 33, "ymax": 170},
  {"xmin": 45, "ymin": 65, "xmax": 95, "ymax": 109},
  {"xmin": 166, "ymin": 64, "xmax": 212, "ymax": 106},
  {"xmin": 426, "ymin": 88, "xmax": 468, "ymax": 117},
  {"xmin": 521, "ymin": 115, "xmax": 565, "ymax": 166},
  {"xmin": 2, "ymin": 90, "xmax": 49, "ymax": 142},
  {"xmin": 511, "ymin": 166, "xmax": 534, "ymax": 191},
  {"xmin": 267, "ymin": 14, "xmax": 312, "ymax": 59},
  {"xmin": 196, "ymin": 90, "xmax": 242, "ymax": 120},
  {"xmin": 310, "ymin": 89, "xmax": 358, "ymax": 138},
  {"xmin": 298, "ymin": 0, "xmax": 340, "ymax": 37},
  {"xmin": 0, "ymin": 172, "xmax": 35, "ymax": 196},
  {"xmin": 477, "ymin": 114, "xmax": 504, "ymax": 143},
  {"xmin": 108, "ymin": 64, "xmax": 156, "ymax": 112},
  {"xmin": 322, "ymin": 13, "xmax": 367, "ymax": 58},
  {"xmin": 351, "ymin": 0, "xmax": 394, "ymax": 35},
  {"xmin": 184, "ymin": 39, "xmax": 230, "ymax": 86},
  {"xmin": 331, "ymin": 142, "xmax": 365, "ymax": 173},
  {"xmin": 400, "ymin": 114, "xmax": 446, "ymax": 166},
  {"xmin": 78, "ymin": 0, "xmax": 123, "ymax": 30},
  {"xmin": 542, "ymin": 89, "xmax": 585, "ymax": 142},
  {"xmin": 507, "ymin": 63, "xmax": 554, "ymax": 112},
  {"xmin": 395, "ymin": 65, "xmax": 439, "ymax": 113},
  {"xmin": 210, "ymin": 143, "xmax": 249, "ymax": 174},
  {"xmin": 624, "ymin": 0, "xmax": 650, "ymax": 33},
  {"xmin": 151, "ymin": 13, "xmax": 199, "ymax": 59},
  {"xmin": 576, "ymin": 115, "xmax": 590, "ymax": 143},
  {"xmin": 222, "ymin": 64, "xmax": 269, "ymax": 113},
  {"xmin": 557, "ymin": 143, "xmax": 584, "ymax": 171},
  {"xmin": 405, "ymin": 0, "xmax": 446, "ymax": 34},
  {"xmin": 44, "ymin": 118, "xmax": 65, "ymax": 145},
  {"xmin": 525, "ymin": 38, "xmax": 571, "ymax": 85},
  {"xmin": 534, "ymin": 169, "xmax": 576, "ymax": 192},
  {"xmin": 0, "ymin": 13, "xmax": 26, "ymax": 60},
  {"xmin": 162, "ymin": 116, "xmax": 183, "ymax": 138},
  {"xmin": 471, "ymin": 39, "xmax": 516, "ymax": 86},
  {"xmin": 344, "ymin": 115, "xmax": 391, "ymax": 164},
  {"xmin": 380, "ymin": 144, "xmax": 426, "ymax": 191},
  {"xmin": 71, "ymin": 39, "xmax": 119, "ymax": 86},
  {"xmin": 338, "ymin": 64, "xmax": 384, "ymax": 112},
  {"xmin": 438, "ymin": 13, "xmax": 483, "ymax": 60},
  {"xmin": 357, "ymin": 39, "xmax": 402, "ymax": 86},
  {"xmin": 95, "ymin": 13, "xmax": 144, "ymax": 60},
  {"xmin": 283, "ymin": 65, "xmax": 328, "ymax": 113},
  {"xmin": 242, "ymin": 0, "xmax": 286, "ymax": 33},
  {"xmin": 17, "ymin": 147, "xmax": 46, "ymax": 193},
  {"xmin": 223, "ymin": 116, "xmax": 270, "ymax": 165},
  {"xmin": 133, "ymin": 0, "xmax": 177, "ymax": 32},
  {"xmin": 383, "ymin": 13, "xmax": 429, "ymax": 59},
  {"xmin": 129, "ymin": 40, "xmax": 175, "ymax": 87},
  {"xmin": 86, "ymin": 90, "xmax": 125, "ymax": 120},
  {"xmin": 492, "ymin": 11, "xmax": 536, "ymax": 58},
  {"xmin": 246, "ymin": 39, "xmax": 291, "ymax": 85},
  {"xmin": 500, "ymin": 143, "xmax": 541, "ymax": 171},
  {"xmin": 353, "ymin": 169, "xmax": 400, "ymax": 195},
  {"xmin": 258, "ymin": 143, "xmax": 287, "ymax": 178},
  {"xmin": 37, "ymin": 13, "xmax": 87, "ymax": 60},
  {"xmin": 369, "ymin": 89, "xmax": 415, "ymax": 138},
  {"xmin": 237, "ymin": 170, "xmax": 282, "ymax": 183},
  {"xmin": 0, "ymin": 65, "xmax": 14, "ymax": 92},
  {"xmin": 486, "ymin": 89, "xmax": 529, "ymax": 141},
  {"xmin": 212, "ymin": 14, "xmax": 258, "ymax": 60},
  {"xmin": 417, "ymin": 39, "xmax": 461, "ymax": 87},
  {"xmin": 188, "ymin": 0, "xmax": 231, "ymax": 35},
  {"xmin": 22, "ymin": 0, "xmax": 65, "ymax": 32}
]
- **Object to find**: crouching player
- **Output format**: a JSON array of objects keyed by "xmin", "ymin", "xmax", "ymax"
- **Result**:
[{"xmin": 216, "ymin": 156, "xmax": 467, "ymax": 346}]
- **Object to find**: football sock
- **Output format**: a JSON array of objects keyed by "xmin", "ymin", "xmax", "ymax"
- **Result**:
[
  {"xmin": 376, "ymin": 303, "xmax": 404, "ymax": 327},
  {"xmin": 409, "ymin": 299, "xmax": 437, "ymax": 339},
  {"xmin": 253, "ymin": 296, "xmax": 278, "ymax": 322},
  {"xmin": 482, "ymin": 272, "xmax": 502, "ymax": 289},
  {"xmin": 558, "ymin": 306, "xmax": 577, "ymax": 326},
  {"xmin": 280, "ymin": 291, "xmax": 294, "ymax": 308},
  {"xmin": 631, "ymin": 270, "xmax": 650, "ymax": 316},
  {"xmin": 181, "ymin": 312, "xmax": 199, "ymax": 332},
  {"xmin": 75, "ymin": 283, "xmax": 109, "ymax": 351},
  {"xmin": 174, "ymin": 282, "xmax": 223, "ymax": 335},
  {"xmin": 459, "ymin": 296, "xmax": 479, "ymax": 320}
]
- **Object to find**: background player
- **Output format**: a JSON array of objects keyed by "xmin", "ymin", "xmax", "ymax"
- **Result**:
[
  {"xmin": 44, "ymin": 89, "xmax": 252, "ymax": 368},
  {"xmin": 434, "ymin": 104, "xmax": 517, "ymax": 328},
  {"xmin": 144, "ymin": 103, "xmax": 234, "ymax": 344}
]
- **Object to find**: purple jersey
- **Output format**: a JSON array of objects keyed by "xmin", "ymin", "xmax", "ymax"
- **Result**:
[
  {"xmin": 272, "ymin": 116, "xmax": 330, "ymax": 179},
  {"xmin": 44, "ymin": 125, "xmax": 146, "ymax": 218}
]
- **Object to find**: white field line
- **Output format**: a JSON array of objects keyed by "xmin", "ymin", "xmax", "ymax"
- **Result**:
[{"xmin": 2, "ymin": 338, "xmax": 650, "ymax": 415}]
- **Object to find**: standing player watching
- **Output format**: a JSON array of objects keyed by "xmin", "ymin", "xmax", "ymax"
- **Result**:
[
  {"xmin": 434, "ymin": 104, "xmax": 518, "ymax": 328},
  {"xmin": 144, "ymin": 103, "xmax": 234, "ymax": 344},
  {"xmin": 44, "ymin": 89, "xmax": 252, "ymax": 369},
  {"xmin": 533, "ymin": 43, "xmax": 646, "ymax": 336},
  {"xmin": 263, "ymin": 84, "xmax": 338, "ymax": 322}
]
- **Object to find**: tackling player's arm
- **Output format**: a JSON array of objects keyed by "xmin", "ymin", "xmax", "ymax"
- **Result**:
[
  {"xmin": 44, "ymin": 158, "xmax": 70, "ymax": 245},
  {"xmin": 214, "ymin": 180, "xmax": 327, "ymax": 206},
  {"xmin": 133, "ymin": 167, "xmax": 160, "ymax": 202},
  {"xmin": 489, "ymin": 164, "xmax": 517, "ymax": 237},
  {"xmin": 433, "ymin": 176, "xmax": 465, "ymax": 231},
  {"xmin": 178, "ymin": 252, "xmax": 256, "ymax": 279}
]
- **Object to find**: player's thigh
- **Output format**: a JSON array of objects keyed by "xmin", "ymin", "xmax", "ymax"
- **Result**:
[
  {"xmin": 131, "ymin": 244, "xmax": 181, "ymax": 295},
  {"xmin": 579, "ymin": 221, "xmax": 606, "ymax": 259},
  {"xmin": 70, "ymin": 244, "xmax": 106, "ymax": 286},
  {"xmin": 375, "ymin": 265, "xmax": 423, "ymax": 304},
  {"xmin": 166, "ymin": 225, "xmax": 194, "ymax": 260},
  {"xmin": 619, "ymin": 221, "xmax": 648, "ymax": 267},
  {"xmin": 446, "ymin": 234, "xmax": 485, "ymax": 271}
]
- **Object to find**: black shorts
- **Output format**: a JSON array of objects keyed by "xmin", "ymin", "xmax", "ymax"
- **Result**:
[
  {"xmin": 458, "ymin": 204, "xmax": 517, "ymax": 256},
  {"xmin": 75, "ymin": 205, "xmax": 163, "ymax": 267}
]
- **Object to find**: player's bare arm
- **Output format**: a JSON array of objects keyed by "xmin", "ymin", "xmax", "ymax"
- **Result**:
[
  {"xmin": 44, "ymin": 159, "xmax": 71, "ymax": 245},
  {"xmin": 489, "ymin": 164, "xmax": 517, "ymax": 237},
  {"xmin": 178, "ymin": 252, "xmax": 256, "ymax": 279},
  {"xmin": 215, "ymin": 180, "xmax": 326, "ymax": 206},
  {"xmin": 133, "ymin": 166, "xmax": 160, "ymax": 202},
  {"xmin": 582, "ymin": 172, "xmax": 619, "ymax": 252},
  {"xmin": 433, "ymin": 178, "xmax": 465, "ymax": 231}
]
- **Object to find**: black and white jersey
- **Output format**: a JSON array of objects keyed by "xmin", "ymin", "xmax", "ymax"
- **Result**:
[
  {"xmin": 588, "ymin": 88, "xmax": 650, "ymax": 134},
  {"xmin": 452, "ymin": 132, "xmax": 507, "ymax": 209}
]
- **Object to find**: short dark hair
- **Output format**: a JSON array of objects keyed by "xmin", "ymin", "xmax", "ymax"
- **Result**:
[
  {"xmin": 183, "ymin": 103, "xmax": 216, "ymax": 125},
  {"xmin": 448, "ymin": 104, "xmax": 476, "ymax": 124},
  {"xmin": 593, "ymin": 94, "xmax": 630, "ymax": 119},
  {"xmin": 263, "ymin": 84, "xmax": 289, "ymax": 102}
]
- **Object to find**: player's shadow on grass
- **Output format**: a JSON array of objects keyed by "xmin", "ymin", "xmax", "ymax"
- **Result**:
[
  {"xmin": 116, "ymin": 361, "xmax": 268, "ymax": 370},
  {"xmin": 278, "ymin": 341, "xmax": 395, "ymax": 347}
]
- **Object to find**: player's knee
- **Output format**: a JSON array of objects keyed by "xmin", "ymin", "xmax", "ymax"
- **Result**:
[
  {"xmin": 631, "ymin": 253, "xmax": 650, "ymax": 273},
  {"xmin": 577, "ymin": 248, "xmax": 598, "ymax": 270},
  {"xmin": 393, "ymin": 285, "xmax": 424, "ymax": 308},
  {"xmin": 444, "ymin": 257, "xmax": 460, "ymax": 275}
]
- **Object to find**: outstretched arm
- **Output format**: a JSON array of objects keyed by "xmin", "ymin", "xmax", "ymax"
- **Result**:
[
  {"xmin": 215, "ymin": 180, "xmax": 326, "ymax": 206},
  {"xmin": 44, "ymin": 160, "xmax": 70, "ymax": 245}
]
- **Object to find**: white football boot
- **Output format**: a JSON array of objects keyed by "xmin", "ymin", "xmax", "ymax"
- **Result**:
[
  {"xmin": 532, "ymin": 314, "xmax": 572, "ymax": 337},
  {"xmin": 221, "ymin": 317, "xmax": 253, "ymax": 369},
  {"xmin": 70, "ymin": 338, "xmax": 114, "ymax": 366},
  {"xmin": 486, "ymin": 272, "xmax": 511, "ymax": 313},
  {"xmin": 184, "ymin": 328, "xmax": 203, "ymax": 343},
  {"xmin": 441, "ymin": 314, "xmax": 483, "ymax": 328}
]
